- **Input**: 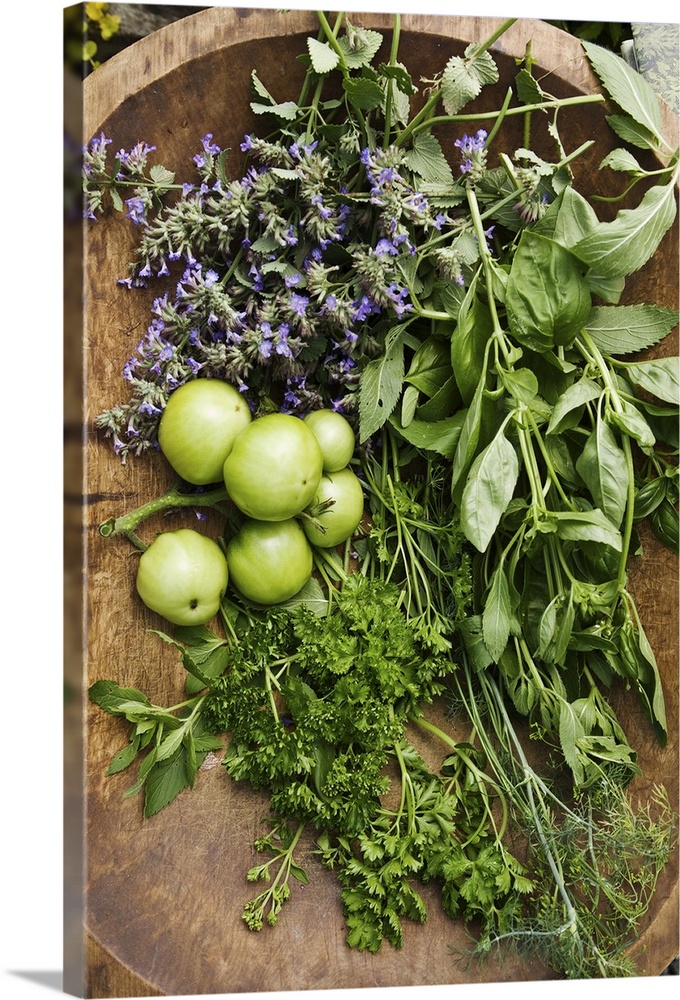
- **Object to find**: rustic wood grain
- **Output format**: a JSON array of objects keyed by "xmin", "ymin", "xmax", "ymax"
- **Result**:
[{"xmin": 79, "ymin": 8, "xmax": 679, "ymax": 996}]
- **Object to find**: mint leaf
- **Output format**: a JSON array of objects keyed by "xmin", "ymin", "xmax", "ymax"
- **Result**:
[
  {"xmin": 584, "ymin": 304, "xmax": 679, "ymax": 356},
  {"xmin": 343, "ymin": 76, "xmax": 384, "ymax": 112},
  {"xmin": 572, "ymin": 180, "xmax": 677, "ymax": 279},
  {"xmin": 338, "ymin": 24, "xmax": 382, "ymax": 69},
  {"xmin": 583, "ymin": 40, "xmax": 664, "ymax": 144},
  {"xmin": 251, "ymin": 100, "xmax": 299, "ymax": 121},
  {"xmin": 359, "ymin": 324, "xmax": 408, "ymax": 441},
  {"xmin": 605, "ymin": 113, "xmax": 660, "ymax": 151}
]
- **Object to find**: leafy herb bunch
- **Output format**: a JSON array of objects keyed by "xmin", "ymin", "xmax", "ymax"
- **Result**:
[{"xmin": 88, "ymin": 10, "xmax": 679, "ymax": 978}]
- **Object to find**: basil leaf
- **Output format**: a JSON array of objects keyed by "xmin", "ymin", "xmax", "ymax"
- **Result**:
[
  {"xmin": 451, "ymin": 276, "xmax": 493, "ymax": 404},
  {"xmin": 575, "ymin": 417, "xmax": 629, "ymax": 528},
  {"xmin": 625, "ymin": 356, "xmax": 680, "ymax": 405},
  {"xmin": 506, "ymin": 231, "xmax": 591, "ymax": 353},
  {"xmin": 547, "ymin": 377, "xmax": 601, "ymax": 435},
  {"xmin": 482, "ymin": 564, "xmax": 513, "ymax": 662},
  {"xmin": 460, "ymin": 427, "xmax": 519, "ymax": 552}
]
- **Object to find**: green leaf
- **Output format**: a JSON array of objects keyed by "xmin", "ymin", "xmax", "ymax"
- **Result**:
[
  {"xmin": 460, "ymin": 427, "xmax": 519, "ymax": 552},
  {"xmin": 558, "ymin": 700, "xmax": 586, "ymax": 784},
  {"xmin": 251, "ymin": 100, "xmax": 300, "ymax": 121},
  {"xmin": 582, "ymin": 40, "xmax": 663, "ymax": 142},
  {"xmin": 608, "ymin": 398, "xmax": 655, "ymax": 453},
  {"xmin": 343, "ymin": 76, "xmax": 384, "ymax": 111},
  {"xmin": 389, "ymin": 412, "xmax": 465, "ymax": 459},
  {"xmin": 583, "ymin": 304, "xmax": 678, "ymax": 356},
  {"xmin": 625, "ymin": 356, "xmax": 680, "ymax": 405},
  {"xmin": 405, "ymin": 334, "xmax": 452, "ymax": 397},
  {"xmin": 441, "ymin": 43, "xmax": 499, "ymax": 116},
  {"xmin": 379, "ymin": 62, "xmax": 417, "ymax": 95},
  {"xmin": 551, "ymin": 187, "xmax": 599, "ymax": 248},
  {"xmin": 450, "ymin": 275, "xmax": 493, "ymax": 405},
  {"xmin": 143, "ymin": 750, "xmax": 191, "ymax": 817},
  {"xmin": 605, "ymin": 113, "xmax": 660, "ymax": 151},
  {"xmin": 547, "ymin": 377, "xmax": 602, "ymax": 435},
  {"xmin": 514, "ymin": 67, "xmax": 544, "ymax": 105},
  {"xmin": 149, "ymin": 164, "xmax": 175, "ymax": 186},
  {"xmin": 404, "ymin": 133, "xmax": 454, "ymax": 186},
  {"xmin": 552, "ymin": 509, "xmax": 622, "ymax": 550},
  {"xmin": 307, "ymin": 36, "xmax": 340, "ymax": 74},
  {"xmin": 575, "ymin": 417, "xmax": 629, "ymax": 528},
  {"xmin": 599, "ymin": 148, "xmax": 642, "ymax": 174},
  {"xmin": 482, "ymin": 565, "xmax": 513, "ymax": 661},
  {"xmin": 506, "ymin": 231, "xmax": 592, "ymax": 353},
  {"xmin": 359, "ymin": 324, "xmax": 408, "ymax": 441},
  {"xmin": 572, "ymin": 181, "xmax": 677, "ymax": 279},
  {"xmin": 338, "ymin": 25, "xmax": 383, "ymax": 68}
]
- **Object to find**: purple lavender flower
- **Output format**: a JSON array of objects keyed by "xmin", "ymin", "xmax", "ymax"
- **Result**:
[{"xmin": 290, "ymin": 292, "xmax": 309, "ymax": 317}]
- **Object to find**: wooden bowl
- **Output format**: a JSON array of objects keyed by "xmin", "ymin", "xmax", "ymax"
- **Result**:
[{"xmin": 78, "ymin": 7, "xmax": 678, "ymax": 996}]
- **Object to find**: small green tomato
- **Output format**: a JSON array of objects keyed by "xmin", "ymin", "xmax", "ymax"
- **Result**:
[
  {"xmin": 303, "ymin": 409, "xmax": 356, "ymax": 472},
  {"xmin": 135, "ymin": 528, "xmax": 228, "ymax": 625},
  {"xmin": 302, "ymin": 467, "xmax": 365, "ymax": 548},
  {"xmin": 158, "ymin": 379, "xmax": 252, "ymax": 485}
]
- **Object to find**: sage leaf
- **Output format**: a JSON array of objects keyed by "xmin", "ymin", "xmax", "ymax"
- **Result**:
[
  {"xmin": 572, "ymin": 181, "xmax": 677, "ymax": 279},
  {"xmin": 461, "ymin": 427, "xmax": 519, "ymax": 552},
  {"xmin": 482, "ymin": 564, "xmax": 513, "ymax": 662},
  {"xmin": 583, "ymin": 40, "xmax": 663, "ymax": 143},
  {"xmin": 575, "ymin": 417, "xmax": 629, "ymax": 528},
  {"xmin": 359, "ymin": 324, "xmax": 408, "ymax": 441},
  {"xmin": 583, "ymin": 304, "xmax": 679, "ymax": 356},
  {"xmin": 625, "ymin": 356, "xmax": 680, "ymax": 405}
]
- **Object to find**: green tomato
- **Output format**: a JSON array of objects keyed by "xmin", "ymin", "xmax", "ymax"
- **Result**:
[
  {"xmin": 158, "ymin": 379, "xmax": 252, "ymax": 485},
  {"xmin": 303, "ymin": 409, "xmax": 356, "ymax": 472},
  {"xmin": 223, "ymin": 413, "xmax": 323, "ymax": 520},
  {"xmin": 302, "ymin": 467, "xmax": 365, "ymax": 548},
  {"xmin": 135, "ymin": 528, "xmax": 228, "ymax": 626},
  {"xmin": 226, "ymin": 518, "xmax": 313, "ymax": 605}
]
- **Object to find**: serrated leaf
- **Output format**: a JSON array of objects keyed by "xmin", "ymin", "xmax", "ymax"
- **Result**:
[
  {"xmin": 606, "ymin": 113, "xmax": 659, "ymax": 151},
  {"xmin": 250, "ymin": 69, "xmax": 272, "ymax": 101},
  {"xmin": 379, "ymin": 62, "xmax": 417, "ymax": 95},
  {"xmin": 149, "ymin": 164, "xmax": 175, "ymax": 186},
  {"xmin": 584, "ymin": 304, "xmax": 679, "ymax": 356},
  {"xmin": 338, "ymin": 26, "xmax": 383, "ymax": 69},
  {"xmin": 143, "ymin": 751, "xmax": 190, "ymax": 817},
  {"xmin": 307, "ymin": 36, "xmax": 339, "ymax": 74},
  {"xmin": 441, "ymin": 44, "xmax": 499, "ymax": 116},
  {"xmin": 599, "ymin": 148, "xmax": 642, "ymax": 174},
  {"xmin": 572, "ymin": 180, "xmax": 677, "ymax": 279},
  {"xmin": 404, "ymin": 133, "xmax": 454, "ymax": 185},
  {"xmin": 343, "ymin": 76, "xmax": 384, "ymax": 111},
  {"xmin": 251, "ymin": 100, "xmax": 300, "ymax": 121},
  {"xmin": 583, "ymin": 40, "xmax": 663, "ymax": 143},
  {"xmin": 514, "ymin": 67, "xmax": 544, "ymax": 105},
  {"xmin": 359, "ymin": 324, "xmax": 408, "ymax": 441}
]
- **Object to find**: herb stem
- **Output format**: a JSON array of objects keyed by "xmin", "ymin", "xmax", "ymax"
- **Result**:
[{"xmin": 98, "ymin": 482, "xmax": 230, "ymax": 547}]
